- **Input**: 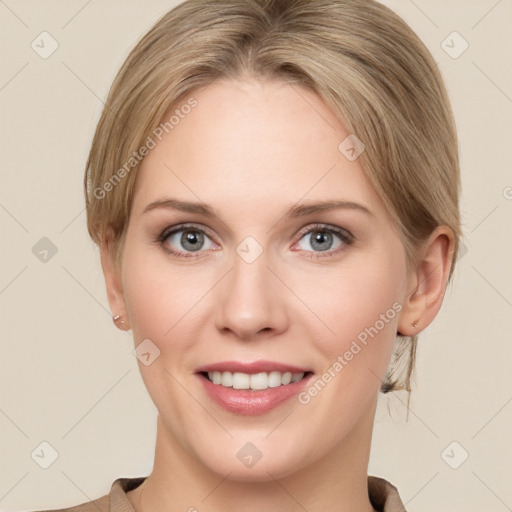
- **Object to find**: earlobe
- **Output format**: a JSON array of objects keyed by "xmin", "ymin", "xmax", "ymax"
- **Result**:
[
  {"xmin": 100, "ymin": 229, "xmax": 130, "ymax": 331},
  {"xmin": 397, "ymin": 226, "xmax": 455, "ymax": 337}
]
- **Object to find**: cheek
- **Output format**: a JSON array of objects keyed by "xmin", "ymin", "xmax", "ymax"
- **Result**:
[
  {"xmin": 120, "ymin": 244, "xmax": 208, "ymax": 424},
  {"xmin": 122, "ymin": 241, "xmax": 210, "ymax": 343},
  {"xmin": 292, "ymin": 262, "xmax": 404, "ymax": 434},
  {"xmin": 292, "ymin": 251, "xmax": 405, "ymax": 355},
  {"xmin": 291, "ymin": 253, "xmax": 406, "ymax": 421}
]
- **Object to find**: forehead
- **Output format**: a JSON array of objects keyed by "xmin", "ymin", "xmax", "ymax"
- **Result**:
[{"xmin": 131, "ymin": 78, "xmax": 383, "ymax": 219}]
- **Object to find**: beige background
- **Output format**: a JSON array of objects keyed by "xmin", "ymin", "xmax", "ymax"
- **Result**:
[{"xmin": 1, "ymin": 1, "xmax": 511, "ymax": 511}]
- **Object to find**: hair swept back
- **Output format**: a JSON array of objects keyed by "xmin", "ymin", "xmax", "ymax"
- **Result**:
[{"xmin": 84, "ymin": 0, "xmax": 461, "ymax": 395}]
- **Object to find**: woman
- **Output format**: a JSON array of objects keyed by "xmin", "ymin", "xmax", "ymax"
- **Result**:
[{"xmin": 37, "ymin": 0, "xmax": 460, "ymax": 510}]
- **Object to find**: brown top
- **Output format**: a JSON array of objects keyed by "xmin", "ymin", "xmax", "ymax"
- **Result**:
[{"xmin": 32, "ymin": 475, "xmax": 407, "ymax": 512}]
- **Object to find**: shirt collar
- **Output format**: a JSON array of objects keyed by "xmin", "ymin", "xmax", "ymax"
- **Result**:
[{"xmin": 108, "ymin": 475, "xmax": 407, "ymax": 512}]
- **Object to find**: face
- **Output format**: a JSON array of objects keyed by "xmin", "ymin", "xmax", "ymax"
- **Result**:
[{"xmin": 111, "ymin": 78, "xmax": 412, "ymax": 481}]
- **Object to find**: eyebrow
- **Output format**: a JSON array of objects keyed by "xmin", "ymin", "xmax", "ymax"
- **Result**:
[{"xmin": 142, "ymin": 198, "xmax": 373, "ymax": 219}]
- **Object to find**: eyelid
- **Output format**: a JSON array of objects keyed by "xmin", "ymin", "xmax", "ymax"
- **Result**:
[
  {"xmin": 294, "ymin": 223, "xmax": 354, "ymax": 242},
  {"xmin": 159, "ymin": 222, "xmax": 218, "ymax": 243}
]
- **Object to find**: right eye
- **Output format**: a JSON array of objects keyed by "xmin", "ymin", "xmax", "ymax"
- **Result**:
[{"xmin": 158, "ymin": 224, "xmax": 217, "ymax": 258}]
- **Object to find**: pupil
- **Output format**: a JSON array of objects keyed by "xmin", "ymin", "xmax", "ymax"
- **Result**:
[
  {"xmin": 311, "ymin": 230, "xmax": 332, "ymax": 251},
  {"xmin": 181, "ymin": 230, "xmax": 203, "ymax": 251}
]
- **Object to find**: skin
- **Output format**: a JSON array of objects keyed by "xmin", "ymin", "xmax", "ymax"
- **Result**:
[{"xmin": 101, "ymin": 77, "xmax": 454, "ymax": 512}]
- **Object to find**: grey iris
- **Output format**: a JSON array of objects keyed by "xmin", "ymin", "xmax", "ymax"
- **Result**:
[
  {"xmin": 310, "ymin": 230, "xmax": 332, "ymax": 251},
  {"xmin": 181, "ymin": 230, "xmax": 204, "ymax": 251}
]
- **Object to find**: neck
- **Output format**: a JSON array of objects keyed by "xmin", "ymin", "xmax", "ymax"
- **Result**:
[{"xmin": 128, "ymin": 398, "xmax": 378, "ymax": 512}]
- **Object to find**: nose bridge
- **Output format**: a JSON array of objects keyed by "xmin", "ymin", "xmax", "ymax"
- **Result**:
[{"xmin": 215, "ymin": 241, "xmax": 288, "ymax": 339}]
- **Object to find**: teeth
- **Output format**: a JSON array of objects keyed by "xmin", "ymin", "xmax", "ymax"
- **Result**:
[
  {"xmin": 206, "ymin": 371, "xmax": 305, "ymax": 390},
  {"xmin": 221, "ymin": 371, "xmax": 233, "ymax": 387},
  {"xmin": 268, "ymin": 371, "xmax": 282, "ymax": 388},
  {"xmin": 232, "ymin": 372, "xmax": 250, "ymax": 389}
]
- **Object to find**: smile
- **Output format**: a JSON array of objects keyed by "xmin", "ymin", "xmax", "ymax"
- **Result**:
[
  {"xmin": 196, "ymin": 361, "xmax": 314, "ymax": 415},
  {"xmin": 205, "ymin": 370, "xmax": 306, "ymax": 390}
]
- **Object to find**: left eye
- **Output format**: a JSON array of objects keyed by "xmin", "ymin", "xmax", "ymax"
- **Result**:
[{"xmin": 295, "ymin": 228, "xmax": 347, "ymax": 252}]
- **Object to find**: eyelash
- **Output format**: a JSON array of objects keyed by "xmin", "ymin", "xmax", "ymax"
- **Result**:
[{"xmin": 155, "ymin": 222, "xmax": 354, "ymax": 260}]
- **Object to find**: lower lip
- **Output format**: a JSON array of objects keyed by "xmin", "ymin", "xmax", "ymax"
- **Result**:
[{"xmin": 198, "ymin": 373, "xmax": 312, "ymax": 415}]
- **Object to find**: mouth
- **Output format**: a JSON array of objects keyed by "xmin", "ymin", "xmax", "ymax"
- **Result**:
[{"xmin": 195, "ymin": 361, "xmax": 314, "ymax": 415}]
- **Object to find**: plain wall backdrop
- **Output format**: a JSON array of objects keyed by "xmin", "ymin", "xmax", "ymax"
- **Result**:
[{"xmin": 1, "ymin": 0, "xmax": 511, "ymax": 511}]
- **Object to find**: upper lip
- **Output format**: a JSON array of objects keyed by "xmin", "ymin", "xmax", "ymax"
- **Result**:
[{"xmin": 196, "ymin": 360, "xmax": 312, "ymax": 374}]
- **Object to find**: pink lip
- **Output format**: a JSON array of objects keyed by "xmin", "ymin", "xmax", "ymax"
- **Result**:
[
  {"xmin": 195, "ymin": 360, "xmax": 313, "ymax": 416},
  {"xmin": 196, "ymin": 360, "xmax": 311, "ymax": 374}
]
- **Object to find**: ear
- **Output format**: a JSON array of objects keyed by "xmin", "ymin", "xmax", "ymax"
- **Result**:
[
  {"xmin": 100, "ymin": 228, "xmax": 130, "ymax": 331},
  {"xmin": 397, "ymin": 226, "xmax": 455, "ymax": 336}
]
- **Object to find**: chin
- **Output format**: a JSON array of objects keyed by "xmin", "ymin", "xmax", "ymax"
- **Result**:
[{"xmin": 193, "ymin": 437, "xmax": 314, "ymax": 483}]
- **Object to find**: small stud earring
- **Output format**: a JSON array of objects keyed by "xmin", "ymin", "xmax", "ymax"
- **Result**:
[
  {"xmin": 113, "ymin": 314, "xmax": 125, "ymax": 327},
  {"xmin": 412, "ymin": 320, "xmax": 418, "ymax": 328}
]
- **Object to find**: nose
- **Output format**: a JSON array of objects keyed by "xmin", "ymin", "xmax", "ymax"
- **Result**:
[{"xmin": 214, "ymin": 249, "xmax": 289, "ymax": 341}]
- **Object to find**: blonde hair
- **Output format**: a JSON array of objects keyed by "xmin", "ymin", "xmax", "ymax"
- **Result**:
[{"xmin": 84, "ymin": 0, "xmax": 461, "ymax": 394}]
